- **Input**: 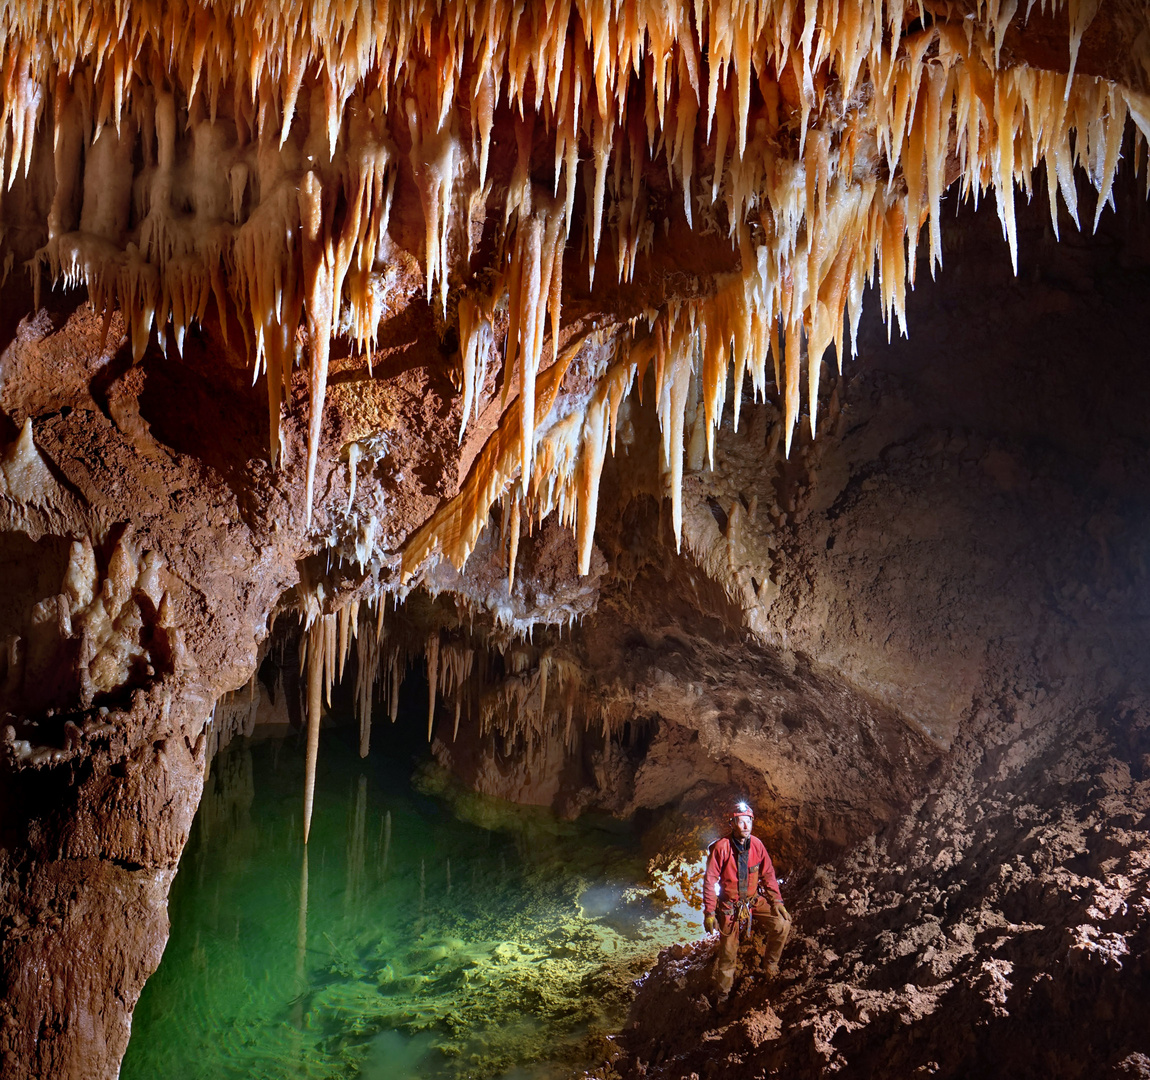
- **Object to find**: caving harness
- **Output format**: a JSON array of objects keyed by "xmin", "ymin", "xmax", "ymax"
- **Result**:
[{"xmin": 731, "ymin": 897, "xmax": 754, "ymax": 936}]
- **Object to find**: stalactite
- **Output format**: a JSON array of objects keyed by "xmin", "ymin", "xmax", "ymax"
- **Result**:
[
  {"xmin": 302, "ymin": 613, "xmax": 335, "ymax": 844},
  {"xmin": 4, "ymin": 0, "xmax": 1146, "ymax": 647},
  {"xmin": 346, "ymin": 775, "xmax": 367, "ymax": 905},
  {"xmin": 426, "ymin": 630, "xmax": 440, "ymax": 742},
  {"xmin": 506, "ymin": 497, "xmax": 521, "ymax": 590},
  {"xmin": 402, "ymin": 333, "xmax": 586, "ymax": 577},
  {"xmin": 406, "ymin": 95, "xmax": 459, "ymax": 320},
  {"xmin": 388, "ymin": 648, "xmax": 400, "ymax": 723},
  {"xmin": 354, "ymin": 604, "xmax": 379, "ymax": 758},
  {"xmin": 457, "ymin": 291, "xmax": 495, "ymax": 443}
]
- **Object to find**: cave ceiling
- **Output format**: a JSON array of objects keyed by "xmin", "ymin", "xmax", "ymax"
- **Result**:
[
  {"xmin": 1, "ymin": 1, "xmax": 1149, "ymax": 1077},
  {"xmin": 1, "ymin": 0, "xmax": 1146, "ymax": 694}
]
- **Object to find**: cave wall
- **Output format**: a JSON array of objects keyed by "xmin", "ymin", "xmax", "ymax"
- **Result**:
[{"xmin": 0, "ymin": 3, "xmax": 1148, "ymax": 1078}]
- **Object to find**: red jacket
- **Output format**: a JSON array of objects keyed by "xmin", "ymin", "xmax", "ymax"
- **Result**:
[{"xmin": 704, "ymin": 834, "xmax": 782, "ymax": 913}]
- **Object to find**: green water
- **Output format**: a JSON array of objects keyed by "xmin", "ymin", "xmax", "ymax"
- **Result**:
[{"xmin": 122, "ymin": 729, "xmax": 696, "ymax": 1080}]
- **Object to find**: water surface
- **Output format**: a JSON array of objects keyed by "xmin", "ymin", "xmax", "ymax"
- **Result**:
[{"xmin": 123, "ymin": 728, "xmax": 695, "ymax": 1079}]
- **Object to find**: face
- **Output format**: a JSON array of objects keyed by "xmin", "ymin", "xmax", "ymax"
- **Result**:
[{"xmin": 732, "ymin": 813, "xmax": 753, "ymax": 839}]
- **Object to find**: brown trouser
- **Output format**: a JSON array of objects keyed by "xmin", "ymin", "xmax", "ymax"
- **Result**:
[{"xmin": 714, "ymin": 895, "xmax": 791, "ymax": 993}]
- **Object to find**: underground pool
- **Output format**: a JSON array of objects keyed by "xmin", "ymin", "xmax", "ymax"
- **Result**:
[{"xmin": 121, "ymin": 724, "xmax": 700, "ymax": 1079}]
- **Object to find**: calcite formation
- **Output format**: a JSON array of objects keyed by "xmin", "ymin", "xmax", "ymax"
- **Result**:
[
  {"xmin": 4, "ymin": 1, "xmax": 1148, "ymax": 571},
  {"xmin": 0, "ymin": 1, "xmax": 1148, "ymax": 1077}
]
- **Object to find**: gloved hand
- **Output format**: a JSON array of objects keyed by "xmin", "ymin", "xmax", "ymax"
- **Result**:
[
  {"xmin": 704, "ymin": 913, "xmax": 717, "ymax": 934},
  {"xmin": 771, "ymin": 901, "xmax": 789, "ymax": 921}
]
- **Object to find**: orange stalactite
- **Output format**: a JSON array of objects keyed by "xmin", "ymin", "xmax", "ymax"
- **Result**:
[{"xmin": 1, "ymin": 0, "xmax": 1148, "ymax": 594}]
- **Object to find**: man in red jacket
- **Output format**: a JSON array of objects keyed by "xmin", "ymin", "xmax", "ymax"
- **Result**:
[{"xmin": 703, "ymin": 800, "xmax": 791, "ymax": 1002}]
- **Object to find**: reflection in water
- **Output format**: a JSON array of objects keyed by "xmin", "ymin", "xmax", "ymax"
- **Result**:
[{"xmin": 122, "ymin": 732, "xmax": 696, "ymax": 1079}]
